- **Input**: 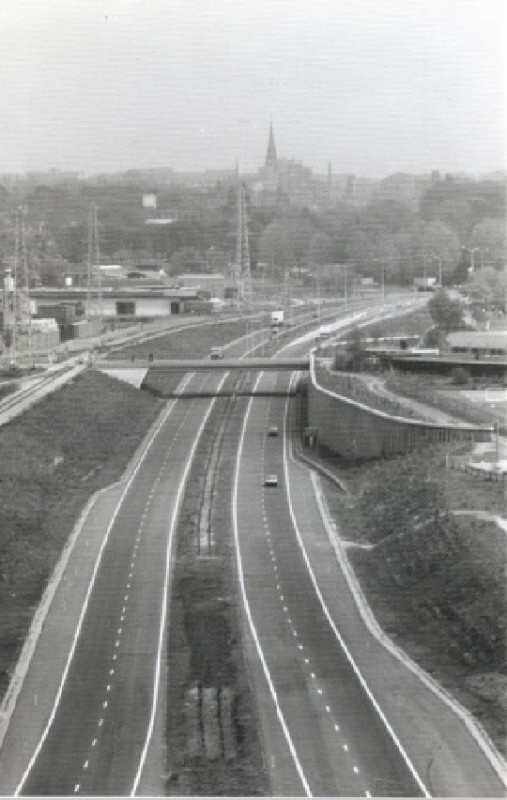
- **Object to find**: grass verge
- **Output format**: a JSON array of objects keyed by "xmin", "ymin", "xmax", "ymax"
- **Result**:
[
  {"xmin": 108, "ymin": 319, "xmax": 256, "ymax": 361},
  {"xmin": 0, "ymin": 370, "xmax": 161, "ymax": 698},
  {"xmin": 315, "ymin": 442, "xmax": 506, "ymax": 755}
]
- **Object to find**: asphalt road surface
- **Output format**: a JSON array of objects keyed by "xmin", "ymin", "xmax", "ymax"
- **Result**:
[
  {"xmin": 233, "ymin": 369, "xmax": 505, "ymax": 797},
  {"xmin": 0, "ymin": 370, "xmax": 228, "ymax": 796}
]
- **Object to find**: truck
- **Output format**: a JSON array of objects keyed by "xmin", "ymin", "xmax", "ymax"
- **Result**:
[{"xmin": 270, "ymin": 309, "xmax": 284, "ymax": 326}]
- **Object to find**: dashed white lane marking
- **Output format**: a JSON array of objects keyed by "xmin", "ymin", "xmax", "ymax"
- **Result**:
[
  {"xmin": 115, "ymin": 640, "xmax": 120, "ymax": 647},
  {"xmin": 343, "ymin": 744, "xmax": 348, "ymax": 752},
  {"xmin": 232, "ymin": 384, "xmax": 311, "ymax": 798},
  {"xmin": 112, "ymin": 654, "xmax": 117, "ymax": 661},
  {"xmin": 131, "ymin": 372, "xmax": 229, "ymax": 795},
  {"xmin": 83, "ymin": 760, "xmax": 89, "ymax": 770},
  {"xmin": 74, "ymin": 784, "xmax": 80, "ymax": 793},
  {"xmin": 298, "ymin": 644, "xmax": 304, "ymax": 650},
  {"xmin": 304, "ymin": 658, "xmax": 310, "ymax": 664},
  {"xmin": 106, "ymin": 684, "xmax": 111, "ymax": 692},
  {"xmin": 282, "ymin": 375, "xmax": 434, "ymax": 797},
  {"xmin": 317, "ymin": 688, "xmax": 323, "ymax": 695},
  {"xmin": 310, "ymin": 673, "xmax": 316, "ymax": 679},
  {"xmin": 334, "ymin": 724, "xmax": 340, "ymax": 731},
  {"xmin": 124, "ymin": 594, "xmax": 129, "ymax": 602},
  {"xmin": 325, "ymin": 705, "xmax": 331, "ymax": 713},
  {"xmin": 102, "ymin": 700, "xmax": 108, "ymax": 709},
  {"xmin": 353, "ymin": 765, "xmax": 359, "ymax": 774},
  {"xmin": 98, "ymin": 718, "xmax": 104, "ymax": 727},
  {"xmin": 92, "ymin": 738, "xmax": 97, "ymax": 747}
]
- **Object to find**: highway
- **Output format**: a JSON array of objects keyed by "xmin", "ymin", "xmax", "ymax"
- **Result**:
[
  {"xmin": 0, "ymin": 298, "xmax": 504, "ymax": 796},
  {"xmin": 232, "ymin": 368, "xmax": 505, "ymax": 797},
  {"xmin": 234, "ymin": 372, "xmax": 423, "ymax": 796},
  {"xmin": 0, "ymin": 370, "xmax": 229, "ymax": 795}
]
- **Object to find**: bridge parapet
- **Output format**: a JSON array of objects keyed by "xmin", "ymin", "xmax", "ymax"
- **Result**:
[
  {"xmin": 308, "ymin": 354, "xmax": 492, "ymax": 459},
  {"xmin": 101, "ymin": 357, "xmax": 309, "ymax": 371}
]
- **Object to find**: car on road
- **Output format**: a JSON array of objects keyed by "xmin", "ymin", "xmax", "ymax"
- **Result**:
[
  {"xmin": 209, "ymin": 346, "xmax": 224, "ymax": 359},
  {"xmin": 267, "ymin": 424, "xmax": 279, "ymax": 437},
  {"xmin": 264, "ymin": 474, "xmax": 278, "ymax": 487}
]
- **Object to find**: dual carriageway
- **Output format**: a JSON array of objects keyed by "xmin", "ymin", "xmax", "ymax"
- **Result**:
[{"xmin": 0, "ymin": 300, "xmax": 504, "ymax": 797}]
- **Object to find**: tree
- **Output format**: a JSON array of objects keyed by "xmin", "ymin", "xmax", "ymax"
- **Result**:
[
  {"xmin": 169, "ymin": 246, "xmax": 205, "ymax": 273},
  {"xmin": 470, "ymin": 218, "xmax": 506, "ymax": 265},
  {"xmin": 307, "ymin": 231, "xmax": 335, "ymax": 265},
  {"xmin": 427, "ymin": 290, "xmax": 466, "ymax": 332},
  {"xmin": 465, "ymin": 266, "xmax": 507, "ymax": 307},
  {"xmin": 393, "ymin": 220, "xmax": 460, "ymax": 281},
  {"xmin": 347, "ymin": 328, "xmax": 365, "ymax": 371}
]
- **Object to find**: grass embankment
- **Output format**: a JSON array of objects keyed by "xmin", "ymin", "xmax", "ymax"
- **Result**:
[
  {"xmin": 315, "ymin": 367, "xmax": 421, "ymax": 419},
  {"xmin": 386, "ymin": 372, "xmax": 504, "ymax": 430},
  {"xmin": 0, "ymin": 382, "xmax": 18, "ymax": 402},
  {"xmin": 0, "ymin": 371, "xmax": 161, "ymax": 699},
  {"xmin": 354, "ymin": 303, "xmax": 433, "ymax": 341},
  {"xmin": 165, "ymin": 393, "xmax": 267, "ymax": 796},
  {"xmin": 109, "ymin": 319, "xmax": 257, "ymax": 361},
  {"xmin": 318, "ymin": 444, "xmax": 506, "ymax": 753}
]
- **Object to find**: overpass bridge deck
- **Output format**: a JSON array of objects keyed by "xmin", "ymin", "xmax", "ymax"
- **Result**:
[{"xmin": 101, "ymin": 357, "xmax": 309, "ymax": 371}]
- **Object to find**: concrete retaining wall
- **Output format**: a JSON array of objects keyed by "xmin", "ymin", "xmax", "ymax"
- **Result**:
[{"xmin": 308, "ymin": 355, "xmax": 492, "ymax": 459}]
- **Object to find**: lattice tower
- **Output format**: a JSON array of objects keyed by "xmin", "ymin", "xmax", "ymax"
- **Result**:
[{"xmin": 235, "ymin": 180, "xmax": 251, "ymax": 306}]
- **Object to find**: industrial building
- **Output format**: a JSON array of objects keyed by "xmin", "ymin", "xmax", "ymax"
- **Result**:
[{"xmin": 29, "ymin": 286, "xmax": 199, "ymax": 320}]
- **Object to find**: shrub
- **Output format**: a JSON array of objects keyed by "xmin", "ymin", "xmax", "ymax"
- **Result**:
[{"xmin": 451, "ymin": 367, "xmax": 471, "ymax": 386}]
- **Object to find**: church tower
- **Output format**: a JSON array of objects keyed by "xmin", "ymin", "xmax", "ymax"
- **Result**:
[
  {"xmin": 261, "ymin": 122, "xmax": 279, "ymax": 195},
  {"xmin": 265, "ymin": 122, "xmax": 278, "ymax": 169}
]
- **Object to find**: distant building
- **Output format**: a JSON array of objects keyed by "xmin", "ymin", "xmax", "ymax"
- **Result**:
[
  {"xmin": 444, "ymin": 330, "xmax": 507, "ymax": 358},
  {"xmin": 414, "ymin": 276, "xmax": 438, "ymax": 291},
  {"xmin": 174, "ymin": 273, "xmax": 226, "ymax": 299},
  {"xmin": 30, "ymin": 286, "xmax": 199, "ymax": 319},
  {"xmin": 251, "ymin": 123, "xmax": 326, "ymax": 208}
]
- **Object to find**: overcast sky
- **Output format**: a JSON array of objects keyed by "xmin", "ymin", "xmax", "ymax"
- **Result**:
[{"xmin": 1, "ymin": 0, "xmax": 505, "ymax": 177}]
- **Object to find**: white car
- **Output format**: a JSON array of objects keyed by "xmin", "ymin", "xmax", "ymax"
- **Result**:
[
  {"xmin": 264, "ymin": 474, "xmax": 278, "ymax": 487},
  {"xmin": 267, "ymin": 425, "xmax": 279, "ymax": 437}
]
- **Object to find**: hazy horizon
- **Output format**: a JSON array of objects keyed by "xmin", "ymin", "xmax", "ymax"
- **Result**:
[{"xmin": 2, "ymin": 0, "xmax": 505, "ymax": 178}]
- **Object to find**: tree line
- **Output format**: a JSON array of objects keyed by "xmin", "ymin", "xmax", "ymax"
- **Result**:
[{"xmin": 0, "ymin": 175, "xmax": 504, "ymax": 286}]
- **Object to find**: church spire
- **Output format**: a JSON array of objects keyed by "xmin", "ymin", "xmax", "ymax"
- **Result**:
[{"xmin": 265, "ymin": 122, "xmax": 277, "ymax": 169}]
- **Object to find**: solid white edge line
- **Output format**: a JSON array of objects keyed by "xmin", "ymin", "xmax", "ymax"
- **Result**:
[
  {"xmin": 13, "ymin": 372, "xmax": 194, "ymax": 796},
  {"xmin": 231, "ymin": 371, "xmax": 312, "ymax": 798},
  {"xmin": 130, "ymin": 370, "xmax": 229, "ymax": 795},
  {"xmin": 307, "ymin": 458, "xmax": 507, "ymax": 789},
  {"xmin": 282, "ymin": 372, "xmax": 431, "ymax": 798}
]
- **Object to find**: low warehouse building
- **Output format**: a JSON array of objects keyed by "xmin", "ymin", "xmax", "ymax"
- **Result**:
[
  {"xmin": 30, "ymin": 287, "xmax": 199, "ymax": 319},
  {"xmin": 444, "ymin": 331, "xmax": 507, "ymax": 358}
]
